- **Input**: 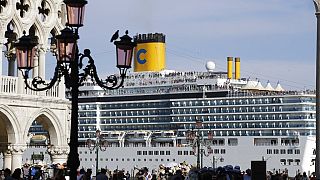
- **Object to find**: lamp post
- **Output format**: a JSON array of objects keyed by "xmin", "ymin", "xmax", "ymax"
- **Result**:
[
  {"xmin": 86, "ymin": 129, "xmax": 107, "ymax": 176},
  {"xmin": 186, "ymin": 118, "xmax": 213, "ymax": 169},
  {"xmin": 212, "ymin": 156, "xmax": 224, "ymax": 169},
  {"xmin": 314, "ymin": 1, "xmax": 320, "ymax": 179},
  {"xmin": 13, "ymin": 1, "xmax": 136, "ymax": 179}
]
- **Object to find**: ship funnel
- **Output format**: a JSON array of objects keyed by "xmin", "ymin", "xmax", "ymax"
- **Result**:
[
  {"xmin": 227, "ymin": 57, "xmax": 233, "ymax": 79},
  {"xmin": 235, "ymin": 57, "xmax": 240, "ymax": 80},
  {"xmin": 133, "ymin": 33, "xmax": 166, "ymax": 72}
]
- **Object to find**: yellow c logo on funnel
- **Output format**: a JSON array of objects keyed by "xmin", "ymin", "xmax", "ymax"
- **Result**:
[{"xmin": 137, "ymin": 49, "xmax": 147, "ymax": 64}]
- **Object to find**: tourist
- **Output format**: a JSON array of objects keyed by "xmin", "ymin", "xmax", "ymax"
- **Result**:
[
  {"xmin": 96, "ymin": 168, "xmax": 108, "ymax": 180},
  {"xmin": 77, "ymin": 168, "xmax": 85, "ymax": 180},
  {"xmin": 302, "ymin": 172, "xmax": 309, "ymax": 180},
  {"xmin": 11, "ymin": 168, "xmax": 22, "ymax": 180},
  {"xmin": 53, "ymin": 169, "xmax": 65, "ymax": 180},
  {"xmin": 243, "ymin": 169, "xmax": 251, "ymax": 180},
  {"xmin": 309, "ymin": 172, "xmax": 316, "ymax": 180},
  {"xmin": 125, "ymin": 171, "xmax": 130, "ymax": 180},
  {"xmin": 81, "ymin": 169, "xmax": 92, "ymax": 180},
  {"xmin": 4, "ymin": 168, "xmax": 13, "ymax": 180},
  {"xmin": 169, "ymin": 169, "xmax": 185, "ymax": 180},
  {"xmin": 143, "ymin": 167, "xmax": 152, "ymax": 180}
]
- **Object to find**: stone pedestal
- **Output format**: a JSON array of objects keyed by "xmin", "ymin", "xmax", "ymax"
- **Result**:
[{"xmin": 3, "ymin": 151, "xmax": 12, "ymax": 169}]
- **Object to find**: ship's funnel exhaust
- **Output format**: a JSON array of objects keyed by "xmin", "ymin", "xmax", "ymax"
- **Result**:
[
  {"xmin": 133, "ymin": 33, "xmax": 166, "ymax": 72},
  {"xmin": 227, "ymin": 57, "xmax": 233, "ymax": 79},
  {"xmin": 235, "ymin": 57, "xmax": 240, "ymax": 80}
]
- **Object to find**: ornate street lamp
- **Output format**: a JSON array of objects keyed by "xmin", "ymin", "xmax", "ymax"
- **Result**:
[
  {"xmin": 86, "ymin": 129, "xmax": 107, "ymax": 176},
  {"xmin": 64, "ymin": 0, "xmax": 87, "ymax": 28},
  {"xmin": 186, "ymin": 118, "xmax": 213, "ymax": 169},
  {"xmin": 14, "ymin": 2, "xmax": 136, "ymax": 179},
  {"xmin": 14, "ymin": 31, "xmax": 37, "ymax": 71}
]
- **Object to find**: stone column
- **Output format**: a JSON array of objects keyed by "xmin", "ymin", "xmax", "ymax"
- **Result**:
[
  {"xmin": 58, "ymin": 78, "xmax": 66, "ymax": 98},
  {"xmin": 7, "ymin": 57, "xmax": 15, "ymax": 76},
  {"xmin": 3, "ymin": 150, "xmax": 12, "ymax": 169},
  {"xmin": 32, "ymin": 50, "xmax": 39, "ymax": 78},
  {"xmin": 17, "ymin": 70, "xmax": 24, "ymax": 94},
  {"xmin": 0, "ymin": 39, "xmax": 5, "ymax": 75},
  {"xmin": 11, "ymin": 144, "xmax": 27, "ymax": 171},
  {"xmin": 38, "ymin": 47, "xmax": 46, "ymax": 80},
  {"xmin": 47, "ymin": 145, "xmax": 69, "ymax": 164}
]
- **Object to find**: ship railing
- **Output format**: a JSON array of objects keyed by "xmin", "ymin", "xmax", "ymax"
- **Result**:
[
  {"xmin": 229, "ymin": 89, "xmax": 315, "ymax": 98},
  {"xmin": 93, "ymin": 84, "xmax": 230, "ymax": 97}
]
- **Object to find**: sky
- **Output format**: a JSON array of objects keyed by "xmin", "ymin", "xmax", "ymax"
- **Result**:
[{"xmin": 56, "ymin": 0, "xmax": 316, "ymax": 90}]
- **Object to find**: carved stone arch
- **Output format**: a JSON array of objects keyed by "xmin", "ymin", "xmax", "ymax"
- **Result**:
[
  {"xmin": 37, "ymin": 0, "xmax": 58, "ymax": 29},
  {"xmin": 0, "ymin": 0, "xmax": 15, "ymax": 21},
  {"xmin": 10, "ymin": 14, "xmax": 25, "ymax": 37},
  {"xmin": 24, "ymin": 108, "xmax": 66, "ymax": 146},
  {"xmin": 15, "ymin": 0, "xmax": 37, "ymax": 26},
  {"xmin": 0, "ymin": 104, "xmax": 21, "ymax": 145},
  {"xmin": 28, "ymin": 21, "xmax": 46, "ymax": 46}
]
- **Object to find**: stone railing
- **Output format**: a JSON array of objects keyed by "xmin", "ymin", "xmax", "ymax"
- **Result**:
[{"xmin": 0, "ymin": 75, "xmax": 65, "ymax": 99}]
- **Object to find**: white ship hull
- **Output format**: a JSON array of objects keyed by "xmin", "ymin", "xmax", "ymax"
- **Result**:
[{"xmin": 75, "ymin": 135, "xmax": 315, "ymax": 177}]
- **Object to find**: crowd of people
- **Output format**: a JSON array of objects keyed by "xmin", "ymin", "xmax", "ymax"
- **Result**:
[{"xmin": 0, "ymin": 163, "xmax": 316, "ymax": 180}]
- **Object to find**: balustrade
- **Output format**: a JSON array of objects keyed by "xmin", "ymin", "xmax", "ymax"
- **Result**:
[{"xmin": 0, "ymin": 75, "xmax": 65, "ymax": 98}]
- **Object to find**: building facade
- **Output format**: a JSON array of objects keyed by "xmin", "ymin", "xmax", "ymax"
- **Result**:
[{"xmin": 0, "ymin": 0, "xmax": 70, "ymax": 171}]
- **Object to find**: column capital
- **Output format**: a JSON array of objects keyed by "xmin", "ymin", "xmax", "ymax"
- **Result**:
[
  {"xmin": 47, "ymin": 145, "xmax": 69, "ymax": 156},
  {"xmin": 314, "ymin": 0, "xmax": 320, "ymax": 14},
  {"xmin": 37, "ymin": 45, "xmax": 48, "ymax": 53},
  {"xmin": 9, "ymin": 144, "xmax": 27, "ymax": 154}
]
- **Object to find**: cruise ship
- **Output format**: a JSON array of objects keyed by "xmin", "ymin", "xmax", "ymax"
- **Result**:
[{"xmin": 29, "ymin": 33, "xmax": 316, "ymax": 177}]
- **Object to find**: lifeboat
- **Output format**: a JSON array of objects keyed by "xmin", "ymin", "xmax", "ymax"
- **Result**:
[
  {"xmin": 101, "ymin": 131, "xmax": 124, "ymax": 142},
  {"xmin": 30, "ymin": 135, "xmax": 47, "ymax": 144},
  {"xmin": 125, "ymin": 131, "xmax": 150, "ymax": 142},
  {"xmin": 151, "ymin": 131, "xmax": 176, "ymax": 142}
]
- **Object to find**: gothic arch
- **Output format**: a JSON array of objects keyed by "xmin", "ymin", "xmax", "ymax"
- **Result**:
[
  {"xmin": 10, "ymin": 14, "xmax": 24, "ymax": 37},
  {"xmin": 32, "ymin": 18, "xmax": 48, "ymax": 46},
  {"xmin": 23, "ymin": 108, "xmax": 67, "ymax": 146},
  {"xmin": 0, "ymin": 104, "xmax": 21, "ymax": 144}
]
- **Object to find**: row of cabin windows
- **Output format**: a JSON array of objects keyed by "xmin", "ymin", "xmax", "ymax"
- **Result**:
[
  {"xmin": 137, "ymin": 151, "xmax": 170, "ymax": 156},
  {"xmin": 99, "ymin": 102, "xmax": 169, "ymax": 110},
  {"xmin": 78, "ymin": 113, "xmax": 315, "ymax": 125},
  {"xmin": 171, "ymin": 105, "xmax": 314, "ymax": 114},
  {"xmin": 101, "ymin": 109, "xmax": 170, "ymax": 117},
  {"xmin": 266, "ymin": 149, "xmax": 300, "ymax": 154},
  {"xmin": 177, "ymin": 149, "xmax": 226, "ymax": 155},
  {"xmin": 76, "ymin": 121, "xmax": 315, "ymax": 132},
  {"xmin": 171, "ymin": 98, "xmax": 284, "ymax": 107},
  {"xmin": 82, "ymin": 105, "xmax": 315, "ymax": 118},
  {"xmin": 77, "ymin": 97, "xmax": 315, "ymax": 112},
  {"xmin": 280, "ymin": 159, "xmax": 301, "ymax": 166},
  {"xmin": 172, "ymin": 114, "xmax": 315, "ymax": 123}
]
